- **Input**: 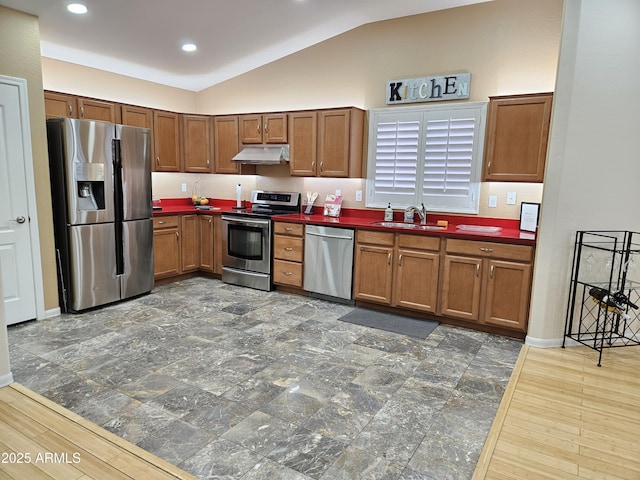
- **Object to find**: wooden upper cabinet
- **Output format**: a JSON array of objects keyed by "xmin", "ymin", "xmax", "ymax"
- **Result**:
[
  {"xmin": 214, "ymin": 116, "xmax": 241, "ymax": 174},
  {"xmin": 121, "ymin": 105, "xmax": 153, "ymax": 129},
  {"xmin": 183, "ymin": 114, "xmax": 212, "ymax": 173},
  {"xmin": 122, "ymin": 105, "xmax": 155, "ymax": 164},
  {"xmin": 288, "ymin": 111, "xmax": 318, "ymax": 176},
  {"xmin": 153, "ymin": 110, "xmax": 181, "ymax": 172},
  {"xmin": 317, "ymin": 108, "xmax": 365, "ymax": 178},
  {"xmin": 44, "ymin": 91, "xmax": 119, "ymax": 123},
  {"xmin": 77, "ymin": 97, "xmax": 120, "ymax": 123},
  {"xmin": 483, "ymin": 93, "xmax": 553, "ymax": 182},
  {"xmin": 240, "ymin": 113, "xmax": 287, "ymax": 144},
  {"xmin": 44, "ymin": 92, "xmax": 77, "ymax": 119}
]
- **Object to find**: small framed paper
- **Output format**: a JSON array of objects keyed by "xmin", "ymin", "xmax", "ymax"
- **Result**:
[{"xmin": 519, "ymin": 202, "xmax": 540, "ymax": 232}]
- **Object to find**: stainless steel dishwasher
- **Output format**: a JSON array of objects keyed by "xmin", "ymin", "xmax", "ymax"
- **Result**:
[{"xmin": 304, "ymin": 225, "xmax": 354, "ymax": 301}]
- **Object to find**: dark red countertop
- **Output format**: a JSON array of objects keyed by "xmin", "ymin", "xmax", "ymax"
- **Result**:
[
  {"xmin": 152, "ymin": 197, "xmax": 241, "ymax": 216},
  {"xmin": 153, "ymin": 199, "xmax": 536, "ymax": 245},
  {"xmin": 273, "ymin": 208, "xmax": 536, "ymax": 246}
]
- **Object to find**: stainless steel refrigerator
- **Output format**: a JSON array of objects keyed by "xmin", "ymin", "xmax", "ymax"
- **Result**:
[{"xmin": 47, "ymin": 118, "xmax": 154, "ymax": 312}]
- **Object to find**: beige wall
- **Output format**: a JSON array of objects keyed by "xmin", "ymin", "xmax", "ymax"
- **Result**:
[
  {"xmin": 42, "ymin": 57, "xmax": 197, "ymax": 113},
  {"xmin": 0, "ymin": 6, "xmax": 58, "ymax": 313},
  {"xmin": 197, "ymin": 0, "xmax": 562, "ymax": 113},
  {"xmin": 528, "ymin": 0, "xmax": 640, "ymax": 343}
]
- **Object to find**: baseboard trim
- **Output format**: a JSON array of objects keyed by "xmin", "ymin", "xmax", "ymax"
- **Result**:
[
  {"xmin": 44, "ymin": 307, "xmax": 61, "ymax": 319},
  {"xmin": 0, "ymin": 372, "xmax": 14, "ymax": 387},
  {"xmin": 525, "ymin": 336, "xmax": 563, "ymax": 348}
]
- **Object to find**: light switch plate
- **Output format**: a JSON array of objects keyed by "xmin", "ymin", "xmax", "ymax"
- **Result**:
[
  {"xmin": 488, "ymin": 195, "xmax": 497, "ymax": 208},
  {"xmin": 355, "ymin": 190, "xmax": 362, "ymax": 202},
  {"xmin": 507, "ymin": 191, "xmax": 517, "ymax": 205},
  {"xmin": 182, "ymin": 183, "xmax": 187, "ymax": 192}
]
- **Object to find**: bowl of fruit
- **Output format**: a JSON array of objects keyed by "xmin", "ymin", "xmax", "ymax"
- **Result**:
[{"xmin": 192, "ymin": 195, "xmax": 210, "ymax": 207}]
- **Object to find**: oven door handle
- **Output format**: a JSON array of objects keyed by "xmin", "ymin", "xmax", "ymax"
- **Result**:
[{"xmin": 222, "ymin": 215, "xmax": 271, "ymax": 227}]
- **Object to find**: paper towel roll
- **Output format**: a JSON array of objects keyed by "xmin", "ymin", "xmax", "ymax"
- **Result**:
[{"xmin": 236, "ymin": 184, "xmax": 242, "ymax": 208}]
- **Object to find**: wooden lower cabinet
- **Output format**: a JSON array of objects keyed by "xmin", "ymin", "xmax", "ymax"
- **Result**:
[
  {"xmin": 353, "ymin": 243, "xmax": 394, "ymax": 304},
  {"xmin": 180, "ymin": 215, "xmax": 200, "ymax": 272},
  {"xmin": 441, "ymin": 255, "xmax": 482, "ymax": 322},
  {"xmin": 273, "ymin": 222, "xmax": 304, "ymax": 287},
  {"xmin": 440, "ymin": 239, "xmax": 533, "ymax": 331},
  {"xmin": 354, "ymin": 231, "xmax": 439, "ymax": 313},
  {"xmin": 153, "ymin": 216, "xmax": 181, "ymax": 279},
  {"xmin": 395, "ymin": 247, "xmax": 440, "ymax": 313},
  {"xmin": 484, "ymin": 260, "xmax": 532, "ymax": 330},
  {"xmin": 199, "ymin": 216, "xmax": 214, "ymax": 273},
  {"xmin": 199, "ymin": 215, "xmax": 223, "ymax": 275},
  {"xmin": 213, "ymin": 216, "xmax": 223, "ymax": 275}
]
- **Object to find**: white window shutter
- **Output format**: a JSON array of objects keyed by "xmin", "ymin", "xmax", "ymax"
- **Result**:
[{"xmin": 367, "ymin": 103, "xmax": 486, "ymax": 213}]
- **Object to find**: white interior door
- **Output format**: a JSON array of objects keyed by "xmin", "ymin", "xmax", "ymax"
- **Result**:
[{"xmin": 0, "ymin": 79, "xmax": 38, "ymax": 324}]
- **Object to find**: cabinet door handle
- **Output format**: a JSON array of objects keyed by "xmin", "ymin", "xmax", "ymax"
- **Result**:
[
  {"xmin": 68, "ymin": 104, "xmax": 73, "ymax": 115},
  {"xmin": 208, "ymin": 218, "xmax": 212, "ymax": 224},
  {"xmin": 487, "ymin": 161, "xmax": 492, "ymax": 173},
  {"xmin": 207, "ymin": 159, "xmax": 210, "ymax": 167},
  {"xmin": 176, "ymin": 232, "xmax": 179, "ymax": 240},
  {"xmin": 284, "ymin": 272, "xmax": 292, "ymax": 276},
  {"xmin": 156, "ymin": 156, "xmax": 160, "ymax": 167},
  {"xmin": 158, "ymin": 221, "xmax": 166, "ymax": 225},
  {"xmin": 387, "ymin": 253, "xmax": 391, "ymax": 265},
  {"xmin": 264, "ymin": 121, "xmax": 268, "ymax": 134},
  {"xmin": 311, "ymin": 161, "xmax": 316, "ymax": 171},
  {"xmin": 476, "ymin": 264, "xmax": 480, "ymax": 277},
  {"xmin": 320, "ymin": 161, "xmax": 324, "ymax": 172},
  {"xmin": 80, "ymin": 106, "xmax": 85, "ymax": 118},
  {"xmin": 284, "ymin": 247, "xmax": 293, "ymax": 251},
  {"xmin": 490, "ymin": 265, "xmax": 495, "ymax": 278},
  {"xmin": 285, "ymin": 227, "xmax": 293, "ymax": 231},
  {"xmin": 398, "ymin": 254, "xmax": 403, "ymax": 266},
  {"xmin": 479, "ymin": 247, "xmax": 494, "ymax": 253}
]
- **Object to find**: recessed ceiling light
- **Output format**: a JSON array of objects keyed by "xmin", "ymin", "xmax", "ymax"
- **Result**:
[
  {"xmin": 67, "ymin": 3, "xmax": 88, "ymax": 14},
  {"xmin": 182, "ymin": 43, "xmax": 197, "ymax": 53}
]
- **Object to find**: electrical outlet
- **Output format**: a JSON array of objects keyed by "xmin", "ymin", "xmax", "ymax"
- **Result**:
[
  {"xmin": 181, "ymin": 183, "xmax": 187, "ymax": 193},
  {"xmin": 355, "ymin": 190, "xmax": 362, "ymax": 202},
  {"xmin": 488, "ymin": 195, "xmax": 497, "ymax": 208},
  {"xmin": 507, "ymin": 191, "xmax": 517, "ymax": 205}
]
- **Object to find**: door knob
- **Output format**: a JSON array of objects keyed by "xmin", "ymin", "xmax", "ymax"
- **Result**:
[{"xmin": 15, "ymin": 216, "xmax": 26, "ymax": 224}]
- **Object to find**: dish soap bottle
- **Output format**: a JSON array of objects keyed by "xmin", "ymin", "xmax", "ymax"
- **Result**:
[{"xmin": 384, "ymin": 203, "xmax": 393, "ymax": 221}]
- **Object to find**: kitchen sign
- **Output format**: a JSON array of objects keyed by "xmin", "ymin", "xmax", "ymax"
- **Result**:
[{"xmin": 386, "ymin": 73, "xmax": 470, "ymax": 105}]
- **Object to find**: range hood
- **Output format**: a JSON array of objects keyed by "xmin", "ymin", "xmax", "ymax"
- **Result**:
[{"xmin": 232, "ymin": 145, "xmax": 290, "ymax": 165}]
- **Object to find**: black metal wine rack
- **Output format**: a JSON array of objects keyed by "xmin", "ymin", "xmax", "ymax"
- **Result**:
[{"xmin": 563, "ymin": 231, "xmax": 640, "ymax": 366}]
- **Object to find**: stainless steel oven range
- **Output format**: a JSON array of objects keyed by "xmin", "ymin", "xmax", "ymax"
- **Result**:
[{"xmin": 222, "ymin": 191, "xmax": 301, "ymax": 291}]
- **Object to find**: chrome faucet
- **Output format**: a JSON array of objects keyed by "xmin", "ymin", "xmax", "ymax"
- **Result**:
[{"xmin": 404, "ymin": 203, "xmax": 427, "ymax": 224}]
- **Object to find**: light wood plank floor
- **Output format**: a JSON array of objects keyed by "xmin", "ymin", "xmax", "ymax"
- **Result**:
[
  {"xmin": 0, "ymin": 382, "xmax": 197, "ymax": 480},
  {"xmin": 473, "ymin": 344, "xmax": 640, "ymax": 480}
]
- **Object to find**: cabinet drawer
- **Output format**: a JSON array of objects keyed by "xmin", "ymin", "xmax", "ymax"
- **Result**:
[
  {"xmin": 153, "ymin": 216, "xmax": 179, "ymax": 230},
  {"xmin": 446, "ymin": 239, "xmax": 533, "ymax": 262},
  {"xmin": 274, "ymin": 235, "xmax": 304, "ymax": 262},
  {"xmin": 273, "ymin": 259, "xmax": 303, "ymax": 287},
  {"xmin": 273, "ymin": 222, "xmax": 304, "ymax": 237},
  {"xmin": 357, "ymin": 230, "xmax": 395, "ymax": 246},
  {"xmin": 398, "ymin": 233, "xmax": 440, "ymax": 251}
]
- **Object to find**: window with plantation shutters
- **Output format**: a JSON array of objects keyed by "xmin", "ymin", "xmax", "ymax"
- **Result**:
[{"xmin": 366, "ymin": 102, "xmax": 486, "ymax": 213}]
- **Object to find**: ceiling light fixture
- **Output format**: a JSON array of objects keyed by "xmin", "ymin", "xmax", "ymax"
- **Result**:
[
  {"xmin": 182, "ymin": 43, "xmax": 197, "ymax": 53},
  {"xmin": 67, "ymin": 3, "xmax": 88, "ymax": 14}
]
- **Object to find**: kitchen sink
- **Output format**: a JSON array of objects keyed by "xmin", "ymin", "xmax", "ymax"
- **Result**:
[{"xmin": 372, "ymin": 221, "xmax": 446, "ymax": 230}]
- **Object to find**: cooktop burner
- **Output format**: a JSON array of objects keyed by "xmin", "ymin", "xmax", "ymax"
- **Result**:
[{"xmin": 223, "ymin": 191, "xmax": 301, "ymax": 218}]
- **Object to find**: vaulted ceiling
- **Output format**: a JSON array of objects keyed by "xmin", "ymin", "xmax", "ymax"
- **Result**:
[{"xmin": 0, "ymin": 0, "xmax": 491, "ymax": 91}]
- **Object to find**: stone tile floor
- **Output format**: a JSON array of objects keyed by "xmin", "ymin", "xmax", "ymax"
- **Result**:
[{"xmin": 7, "ymin": 278, "xmax": 522, "ymax": 479}]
